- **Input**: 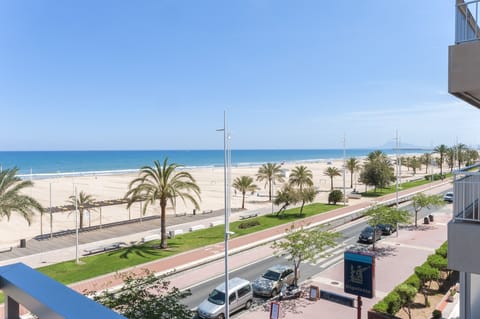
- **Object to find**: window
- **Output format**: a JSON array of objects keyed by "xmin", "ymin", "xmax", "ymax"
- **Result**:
[
  {"xmin": 238, "ymin": 284, "xmax": 251, "ymax": 298},
  {"xmin": 229, "ymin": 292, "xmax": 236, "ymax": 304}
]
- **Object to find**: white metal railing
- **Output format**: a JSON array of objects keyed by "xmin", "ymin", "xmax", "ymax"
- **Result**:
[
  {"xmin": 456, "ymin": 0, "xmax": 480, "ymax": 43},
  {"xmin": 453, "ymin": 164, "xmax": 480, "ymax": 222}
]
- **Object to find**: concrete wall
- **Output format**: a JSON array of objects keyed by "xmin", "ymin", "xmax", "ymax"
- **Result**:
[
  {"xmin": 448, "ymin": 220, "xmax": 480, "ymax": 274},
  {"xmin": 448, "ymin": 41, "xmax": 480, "ymax": 108}
]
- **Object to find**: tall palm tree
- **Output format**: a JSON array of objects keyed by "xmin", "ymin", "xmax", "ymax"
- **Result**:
[
  {"xmin": 346, "ymin": 157, "xmax": 361, "ymax": 189},
  {"xmin": 455, "ymin": 143, "xmax": 468, "ymax": 168},
  {"xmin": 0, "ymin": 167, "xmax": 43, "ymax": 225},
  {"xmin": 256, "ymin": 163, "xmax": 284, "ymax": 202},
  {"xmin": 67, "ymin": 191, "xmax": 96, "ymax": 229},
  {"xmin": 446, "ymin": 148, "xmax": 455, "ymax": 172},
  {"xmin": 367, "ymin": 150, "xmax": 388, "ymax": 162},
  {"xmin": 434, "ymin": 144, "xmax": 448, "ymax": 176},
  {"xmin": 289, "ymin": 165, "xmax": 313, "ymax": 191},
  {"xmin": 421, "ymin": 153, "xmax": 431, "ymax": 174},
  {"xmin": 232, "ymin": 176, "xmax": 258, "ymax": 209},
  {"xmin": 324, "ymin": 167, "xmax": 341, "ymax": 191},
  {"xmin": 125, "ymin": 159, "xmax": 201, "ymax": 249}
]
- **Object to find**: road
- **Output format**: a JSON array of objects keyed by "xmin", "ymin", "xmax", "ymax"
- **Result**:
[{"xmin": 180, "ymin": 193, "xmax": 452, "ymax": 317}]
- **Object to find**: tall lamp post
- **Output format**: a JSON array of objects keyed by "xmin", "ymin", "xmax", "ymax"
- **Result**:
[
  {"xmin": 343, "ymin": 134, "xmax": 346, "ymax": 206},
  {"xmin": 217, "ymin": 111, "xmax": 232, "ymax": 319}
]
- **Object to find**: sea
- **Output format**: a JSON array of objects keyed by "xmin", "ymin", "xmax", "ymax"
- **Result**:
[{"xmin": 0, "ymin": 149, "xmax": 427, "ymax": 178}]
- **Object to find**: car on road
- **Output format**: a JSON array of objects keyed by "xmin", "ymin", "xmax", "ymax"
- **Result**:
[
  {"xmin": 252, "ymin": 264, "xmax": 295, "ymax": 297},
  {"xmin": 197, "ymin": 277, "xmax": 253, "ymax": 319},
  {"xmin": 378, "ymin": 223, "xmax": 396, "ymax": 235},
  {"xmin": 358, "ymin": 226, "xmax": 382, "ymax": 244},
  {"xmin": 444, "ymin": 192, "xmax": 454, "ymax": 203}
]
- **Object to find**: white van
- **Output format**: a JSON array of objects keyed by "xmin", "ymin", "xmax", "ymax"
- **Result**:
[{"xmin": 197, "ymin": 277, "xmax": 253, "ymax": 319}]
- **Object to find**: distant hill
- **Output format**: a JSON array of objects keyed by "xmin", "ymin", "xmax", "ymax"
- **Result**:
[{"xmin": 379, "ymin": 140, "xmax": 430, "ymax": 150}]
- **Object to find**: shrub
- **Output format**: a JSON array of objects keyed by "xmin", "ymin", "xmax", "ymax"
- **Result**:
[
  {"xmin": 238, "ymin": 220, "xmax": 260, "ymax": 229},
  {"xmin": 424, "ymin": 174, "xmax": 445, "ymax": 181},
  {"xmin": 383, "ymin": 290, "xmax": 402, "ymax": 315},
  {"xmin": 328, "ymin": 190, "xmax": 344, "ymax": 205},
  {"xmin": 435, "ymin": 242, "xmax": 448, "ymax": 258},
  {"xmin": 372, "ymin": 300, "xmax": 388, "ymax": 313},
  {"xmin": 427, "ymin": 254, "xmax": 447, "ymax": 272},
  {"xmin": 432, "ymin": 309, "xmax": 442, "ymax": 319},
  {"xmin": 404, "ymin": 274, "xmax": 421, "ymax": 291}
]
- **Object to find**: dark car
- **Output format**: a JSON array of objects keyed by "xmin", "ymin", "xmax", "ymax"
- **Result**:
[
  {"xmin": 358, "ymin": 226, "xmax": 382, "ymax": 244},
  {"xmin": 378, "ymin": 224, "xmax": 396, "ymax": 235}
]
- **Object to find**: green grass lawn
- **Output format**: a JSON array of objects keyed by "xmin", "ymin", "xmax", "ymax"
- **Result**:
[
  {"xmin": 360, "ymin": 177, "xmax": 448, "ymax": 197},
  {"xmin": 37, "ymin": 203, "xmax": 339, "ymax": 285}
]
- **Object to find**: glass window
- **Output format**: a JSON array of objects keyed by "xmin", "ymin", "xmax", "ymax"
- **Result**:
[
  {"xmin": 238, "ymin": 284, "xmax": 251, "ymax": 298},
  {"xmin": 229, "ymin": 292, "xmax": 236, "ymax": 304}
]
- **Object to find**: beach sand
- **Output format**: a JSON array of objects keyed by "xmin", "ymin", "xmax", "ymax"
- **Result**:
[{"xmin": 0, "ymin": 157, "xmax": 434, "ymax": 247}]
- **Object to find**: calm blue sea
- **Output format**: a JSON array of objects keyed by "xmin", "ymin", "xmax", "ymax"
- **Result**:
[{"xmin": 0, "ymin": 149, "xmax": 426, "ymax": 177}]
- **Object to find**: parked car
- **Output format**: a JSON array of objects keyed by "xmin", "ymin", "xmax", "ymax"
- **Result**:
[
  {"xmin": 197, "ymin": 277, "xmax": 253, "ymax": 319},
  {"xmin": 444, "ymin": 192, "xmax": 454, "ymax": 203},
  {"xmin": 378, "ymin": 223, "xmax": 396, "ymax": 235},
  {"xmin": 358, "ymin": 226, "xmax": 382, "ymax": 244},
  {"xmin": 252, "ymin": 264, "xmax": 295, "ymax": 297}
]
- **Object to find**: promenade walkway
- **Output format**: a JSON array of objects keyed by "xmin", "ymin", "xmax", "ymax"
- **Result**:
[{"xmin": 0, "ymin": 179, "xmax": 454, "ymax": 318}]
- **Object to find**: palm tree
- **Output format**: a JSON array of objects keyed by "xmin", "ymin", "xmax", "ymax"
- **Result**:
[
  {"xmin": 434, "ymin": 144, "xmax": 448, "ymax": 175},
  {"xmin": 125, "ymin": 159, "xmax": 201, "ymax": 249},
  {"xmin": 421, "ymin": 153, "xmax": 431, "ymax": 174},
  {"xmin": 324, "ymin": 167, "xmax": 341, "ymax": 191},
  {"xmin": 289, "ymin": 165, "xmax": 313, "ymax": 191},
  {"xmin": 256, "ymin": 163, "xmax": 284, "ymax": 202},
  {"xmin": 67, "ymin": 191, "xmax": 96, "ymax": 229},
  {"xmin": 446, "ymin": 148, "xmax": 455, "ymax": 172},
  {"xmin": 0, "ymin": 167, "xmax": 43, "ymax": 225},
  {"xmin": 346, "ymin": 157, "xmax": 361, "ymax": 189},
  {"xmin": 232, "ymin": 176, "xmax": 258, "ymax": 209}
]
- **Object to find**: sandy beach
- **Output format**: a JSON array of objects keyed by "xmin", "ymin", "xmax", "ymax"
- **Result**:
[{"xmin": 0, "ymin": 156, "xmax": 434, "ymax": 247}]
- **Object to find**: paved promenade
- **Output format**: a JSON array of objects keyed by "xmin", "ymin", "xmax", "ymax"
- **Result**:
[{"xmin": 0, "ymin": 179, "xmax": 456, "ymax": 318}]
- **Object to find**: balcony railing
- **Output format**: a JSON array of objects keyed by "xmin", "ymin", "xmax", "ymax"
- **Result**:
[
  {"xmin": 453, "ymin": 164, "xmax": 480, "ymax": 222},
  {"xmin": 456, "ymin": 0, "xmax": 480, "ymax": 43}
]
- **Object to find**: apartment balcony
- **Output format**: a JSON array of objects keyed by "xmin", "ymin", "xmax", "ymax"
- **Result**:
[
  {"xmin": 448, "ymin": 164, "xmax": 480, "ymax": 273},
  {"xmin": 449, "ymin": 0, "xmax": 480, "ymax": 108}
]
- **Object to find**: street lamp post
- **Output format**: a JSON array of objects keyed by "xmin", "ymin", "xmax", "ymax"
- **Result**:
[
  {"xmin": 217, "ymin": 111, "xmax": 231, "ymax": 319},
  {"xmin": 74, "ymin": 185, "xmax": 80, "ymax": 264},
  {"xmin": 343, "ymin": 134, "xmax": 346, "ymax": 206}
]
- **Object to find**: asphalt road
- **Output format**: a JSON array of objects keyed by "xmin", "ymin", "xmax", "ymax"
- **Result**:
[{"xmin": 182, "ymin": 190, "xmax": 453, "ymax": 317}]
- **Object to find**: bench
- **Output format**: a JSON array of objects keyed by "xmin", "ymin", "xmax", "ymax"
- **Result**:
[
  {"xmin": 210, "ymin": 221, "xmax": 223, "ymax": 227},
  {"xmin": 189, "ymin": 224, "xmax": 206, "ymax": 232},
  {"xmin": 202, "ymin": 210, "xmax": 213, "ymax": 214},
  {"xmin": 239, "ymin": 213, "xmax": 258, "ymax": 220},
  {"xmin": 0, "ymin": 246, "xmax": 12, "ymax": 253},
  {"xmin": 142, "ymin": 234, "xmax": 161, "ymax": 242},
  {"xmin": 175, "ymin": 212, "xmax": 187, "ymax": 217},
  {"xmin": 347, "ymin": 193, "xmax": 362, "ymax": 199},
  {"xmin": 83, "ymin": 242, "xmax": 126, "ymax": 255}
]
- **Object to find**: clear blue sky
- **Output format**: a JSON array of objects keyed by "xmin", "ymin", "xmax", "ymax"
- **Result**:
[{"xmin": 0, "ymin": 1, "xmax": 477, "ymax": 151}]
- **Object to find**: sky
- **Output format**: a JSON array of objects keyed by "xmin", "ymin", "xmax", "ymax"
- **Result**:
[{"xmin": 0, "ymin": 1, "xmax": 478, "ymax": 151}]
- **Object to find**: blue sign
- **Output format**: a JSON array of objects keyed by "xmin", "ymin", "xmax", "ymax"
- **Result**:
[
  {"xmin": 320, "ymin": 290, "xmax": 355, "ymax": 307},
  {"xmin": 344, "ymin": 251, "xmax": 375, "ymax": 298}
]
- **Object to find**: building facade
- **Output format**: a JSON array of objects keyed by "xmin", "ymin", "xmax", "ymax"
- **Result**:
[{"xmin": 448, "ymin": 1, "xmax": 480, "ymax": 318}]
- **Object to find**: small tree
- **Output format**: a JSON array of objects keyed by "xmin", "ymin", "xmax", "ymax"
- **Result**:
[
  {"xmin": 273, "ymin": 185, "xmax": 298, "ymax": 216},
  {"xmin": 397, "ymin": 284, "xmax": 417, "ymax": 319},
  {"xmin": 297, "ymin": 186, "xmax": 317, "ymax": 215},
  {"xmin": 427, "ymin": 254, "xmax": 448, "ymax": 279},
  {"xmin": 232, "ymin": 176, "xmax": 258, "ymax": 209},
  {"xmin": 324, "ymin": 167, "xmax": 341, "ymax": 191},
  {"xmin": 272, "ymin": 224, "xmax": 340, "ymax": 285},
  {"xmin": 88, "ymin": 269, "xmax": 193, "ymax": 319},
  {"xmin": 365, "ymin": 205, "xmax": 410, "ymax": 250},
  {"xmin": 67, "ymin": 191, "xmax": 97, "ymax": 229},
  {"xmin": 328, "ymin": 190, "xmax": 344, "ymax": 205},
  {"xmin": 411, "ymin": 193, "xmax": 445, "ymax": 227},
  {"xmin": 415, "ymin": 264, "xmax": 440, "ymax": 306}
]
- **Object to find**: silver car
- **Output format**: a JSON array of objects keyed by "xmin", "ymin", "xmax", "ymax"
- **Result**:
[
  {"xmin": 252, "ymin": 264, "xmax": 295, "ymax": 297},
  {"xmin": 197, "ymin": 277, "xmax": 253, "ymax": 319}
]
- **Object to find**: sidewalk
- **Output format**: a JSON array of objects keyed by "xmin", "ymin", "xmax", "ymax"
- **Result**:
[{"xmin": 0, "ymin": 180, "xmax": 454, "ymax": 318}]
